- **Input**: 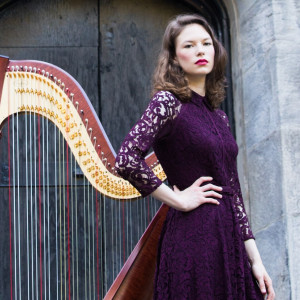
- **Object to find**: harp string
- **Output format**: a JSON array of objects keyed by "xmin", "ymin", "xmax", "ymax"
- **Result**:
[
  {"xmin": 25, "ymin": 90, "xmax": 29, "ymax": 300},
  {"xmin": 38, "ymin": 113, "xmax": 42, "ymax": 299},
  {"xmin": 95, "ymin": 189, "xmax": 100, "ymax": 300},
  {"xmin": 55, "ymin": 114, "xmax": 58, "ymax": 300},
  {"xmin": 70, "ymin": 118, "xmax": 74, "ymax": 300},
  {"xmin": 12, "ymin": 83, "xmax": 17, "ymax": 300},
  {"xmin": 83, "ymin": 161, "xmax": 87, "ymax": 299},
  {"xmin": 42, "ymin": 103, "xmax": 46, "ymax": 300},
  {"xmin": 1, "ymin": 66, "xmax": 165, "ymax": 299},
  {"xmin": 30, "ymin": 109, "xmax": 34, "ymax": 300},
  {"xmin": 7, "ymin": 86, "xmax": 12, "ymax": 300},
  {"xmin": 17, "ymin": 80, "xmax": 21, "ymax": 300},
  {"xmin": 46, "ymin": 100, "xmax": 51, "ymax": 300},
  {"xmin": 74, "ymin": 137, "xmax": 79, "ymax": 300},
  {"xmin": 4, "ymin": 113, "xmax": 163, "ymax": 299},
  {"xmin": 66, "ymin": 140, "xmax": 70, "ymax": 300}
]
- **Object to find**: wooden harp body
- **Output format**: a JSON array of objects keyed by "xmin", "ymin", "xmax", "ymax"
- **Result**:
[{"xmin": 0, "ymin": 56, "xmax": 169, "ymax": 299}]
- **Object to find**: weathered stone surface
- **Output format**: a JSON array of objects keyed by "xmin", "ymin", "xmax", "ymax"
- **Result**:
[
  {"xmin": 281, "ymin": 128, "xmax": 300, "ymax": 297},
  {"xmin": 272, "ymin": 0, "xmax": 300, "ymax": 127},
  {"xmin": 239, "ymin": 1, "xmax": 280, "ymax": 149},
  {"xmin": 271, "ymin": 1, "xmax": 300, "ymax": 297},
  {"xmin": 288, "ymin": 214, "xmax": 300, "ymax": 298},
  {"xmin": 255, "ymin": 219, "xmax": 291, "ymax": 300},
  {"xmin": 281, "ymin": 128, "xmax": 300, "ymax": 214},
  {"xmin": 247, "ymin": 130, "xmax": 283, "ymax": 231},
  {"xmin": 223, "ymin": 0, "xmax": 300, "ymax": 297}
]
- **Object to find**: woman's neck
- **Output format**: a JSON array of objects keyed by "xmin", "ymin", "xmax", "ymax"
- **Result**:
[{"xmin": 187, "ymin": 75, "xmax": 206, "ymax": 97}]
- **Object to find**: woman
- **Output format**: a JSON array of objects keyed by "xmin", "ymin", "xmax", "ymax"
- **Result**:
[{"xmin": 115, "ymin": 14, "xmax": 275, "ymax": 300}]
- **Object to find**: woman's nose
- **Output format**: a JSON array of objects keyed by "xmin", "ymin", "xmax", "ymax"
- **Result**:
[{"xmin": 196, "ymin": 44, "xmax": 205, "ymax": 55}]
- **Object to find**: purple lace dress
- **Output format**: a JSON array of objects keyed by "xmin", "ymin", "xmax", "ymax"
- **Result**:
[{"xmin": 115, "ymin": 91, "xmax": 263, "ymax": 299}]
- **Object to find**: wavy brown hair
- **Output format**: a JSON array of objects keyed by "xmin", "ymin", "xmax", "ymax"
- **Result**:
[{"xmin": 152, "ymin": 14, "xmax": 227, "ymax": 109}]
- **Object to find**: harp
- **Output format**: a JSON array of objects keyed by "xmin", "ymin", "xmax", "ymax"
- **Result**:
[{"xmin": 0, "ymin": 55, "xmax": 169, "ymax": 299}]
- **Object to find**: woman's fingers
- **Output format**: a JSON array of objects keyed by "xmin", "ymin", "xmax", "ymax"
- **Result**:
[
  {"xmin": 265, "ymin": 276, "xmax": 275, "ymax": 300},
  {"xmin": 173, "ymin": 178, "xmax": 224, "ymax": 209},
  {"xmin": 193, "ymin": 176, "xmax": 213, "ymax": 187},
  {"xmin": 204, "ymin": 198, "xmax": 220, "ymax": 205},
  {"xmin": 201, "ymin": 183, "xmax": 223, "ymax": 192},
  {"xmin": 193, "ymin": 177, "xmax": 223, "ymax": 191},
  {"xmin": 203, "ymin": 190, "xmax": 222, "ymax": 199},
  {"xmin": 258, "ymin": 277, "xmax": 267, "ymax": 295}
]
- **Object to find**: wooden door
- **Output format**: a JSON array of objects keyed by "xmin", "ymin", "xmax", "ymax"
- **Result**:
[{"xmin": 0, "ymin": 0, "xmax": 232, "ymax": 298}]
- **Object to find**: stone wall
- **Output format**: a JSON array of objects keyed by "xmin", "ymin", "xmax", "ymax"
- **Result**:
[{"xmin": 223, "ymin": 0, "xmax": 300, "ymax": 299}]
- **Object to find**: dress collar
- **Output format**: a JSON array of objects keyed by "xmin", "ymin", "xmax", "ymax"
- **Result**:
[{"xmin": 190, "ymin": 90, "xmax": 214, "ymax": 111}]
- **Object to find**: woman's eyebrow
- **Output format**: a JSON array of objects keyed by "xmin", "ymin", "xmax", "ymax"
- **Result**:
[{"xmin": 182, "ymin": 37, "xmax": 212, "ymax": 44}]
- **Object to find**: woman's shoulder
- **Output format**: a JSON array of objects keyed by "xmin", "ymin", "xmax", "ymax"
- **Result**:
[
  {"xmin": 148, "ymin": 90, "xmax": 182, "ymax": 121},
  {"xmin": 152, "ymin": 90, "xmax": 179, "ymax": 102},
  {"xmin": 151, "ymin": 90, "xmax": 182, "ymax": 109}
]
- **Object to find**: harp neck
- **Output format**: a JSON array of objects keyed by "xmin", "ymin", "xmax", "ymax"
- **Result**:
[{"xmin": 0, "ymin": 57, "xmax": 166, "ymax": 199}]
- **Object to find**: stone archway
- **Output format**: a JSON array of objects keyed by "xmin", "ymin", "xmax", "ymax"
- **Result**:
[{"xmin": 221, "ymin": 1, "xmax": 296, "ymax": 298}]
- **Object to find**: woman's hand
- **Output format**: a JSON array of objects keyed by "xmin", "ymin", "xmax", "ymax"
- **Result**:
[
  {"xmin": 244, "ymin": 239, "xmax": 275, "ymax": 299},
  {"xmin": 251, "ymin": 261, "xmax": 275, "ymax": 300},
  {"xmin": 151, "ymin": 176, "xmax": 222, "ymax": 212},
  {"xmin": 173, "ymin": 176, "xmax": 222, "ymax": 212}
]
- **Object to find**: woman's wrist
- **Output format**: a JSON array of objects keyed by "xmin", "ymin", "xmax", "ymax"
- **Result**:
[
  {"xmin": 151, "ymin": 183, "xmax": 183, "ymax": 210},
  {"xmin": 244, "ymin": 239, "xmax": 263, "ymax": 266},
  {"xmin": 248, "ymin": 256, "xmax": 263, "ymax": 266}
]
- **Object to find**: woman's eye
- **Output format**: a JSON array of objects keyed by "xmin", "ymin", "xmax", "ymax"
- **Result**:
[
  {"xmin": 204, "ymin": 42, "xmax": 212, "ymax": 46},
  {"xmin": 184, "ymin": 44, "xmax": 193, "ymax": 48}
]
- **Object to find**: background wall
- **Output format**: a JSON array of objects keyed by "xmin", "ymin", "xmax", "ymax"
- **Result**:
[
  {"xmin": 1, "ymin": 0, "xmax": 299, "ymax": 298},
  {"xmin": 0, "ymin": 0, "xmax": 233, "ymax": 298},
  {"xmin": 223, "ymin": 0, "xmax": 300, "ymax": 299}
]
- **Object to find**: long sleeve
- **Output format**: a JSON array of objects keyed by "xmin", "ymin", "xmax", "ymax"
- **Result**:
[
  {"xmin": 217, "ymin": 109, "xmax": 255, "ymax": 241},
  {"xmin": 115, "ymin": 91, "xmax": 182, "ymax": 197},
  {"xmin": 232, "ymin": 174, "xmax": 255, "ymax": 241}
]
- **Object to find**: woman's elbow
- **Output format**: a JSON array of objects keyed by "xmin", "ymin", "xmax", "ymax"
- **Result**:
[{"xmin": 115, "ymin": 153, "xmax": 128, "ymax": 177}]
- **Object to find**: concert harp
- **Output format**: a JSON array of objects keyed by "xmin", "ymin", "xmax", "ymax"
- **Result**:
[{"xmin": 0, "ymin": 55, "xmax": 169, "ymax": 299}]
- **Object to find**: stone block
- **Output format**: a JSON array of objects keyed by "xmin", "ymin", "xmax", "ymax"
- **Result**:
[
  {"xmin": 235, "ymin": 0, "xmax": 272, "ymax": 21},
  {"xmin": 281, "ymin": 128, "xmax": 300, "ymax": 215},
  {"xmin": 255, "ymin": 218, "xmax": 291, "ymax": 300},
  {"xmin": 246, "ymin": 130, "xmax": 283, "ymax": 231},
  {"xmin": 288, "ymin": 214, "xmax": 300, "ymax": 298},
  {"xmin": 241, "ymin": 44, "xmax": 280, "ymax": 149},
  {"xmin": 236, "ymin": 0, "xmax": 282, "ymax": 149}
]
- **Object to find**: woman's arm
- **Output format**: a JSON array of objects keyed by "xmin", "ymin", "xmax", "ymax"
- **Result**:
[
  {"xmin": 151, "ymin": 176, "xmax": 222, "ymax": 211},
  {"xmin": 244, "ymin": 239, "xmax": 275, "ymax": 299},
  {"xmin": 115, "ymin": 91, "xmax": 181, "ymax": 197},
  {"xmin": 115, "ymin": 91, "xmax": 223, "ymax": 205}
]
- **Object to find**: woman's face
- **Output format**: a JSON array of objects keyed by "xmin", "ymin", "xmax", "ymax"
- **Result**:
[{"xmin": 175, "ymin": 23, "xmax": 215, "ymax": 80}]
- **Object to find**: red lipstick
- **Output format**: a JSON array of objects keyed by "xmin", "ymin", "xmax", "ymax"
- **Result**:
[{"xmin": 195, "ymin": 59, "xmax": 208, "ymax": 65}]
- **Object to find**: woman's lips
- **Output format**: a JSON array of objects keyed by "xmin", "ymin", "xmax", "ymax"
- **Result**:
[{"xmin": 195, "ymin": 59, "xmax": 208, "ymax": 65}]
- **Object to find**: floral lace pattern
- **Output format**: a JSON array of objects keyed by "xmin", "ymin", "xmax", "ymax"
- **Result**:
[
  {"xmin": 115, "ymin": 91, "xmax": 263, "ymax": 299},
  {"xmin": 115, "ymin": 91, "xmax": 182, "ymax": 197},
  {"xmin": 216, "ymin": 109, "xmax": 254, "ymax": 241}
]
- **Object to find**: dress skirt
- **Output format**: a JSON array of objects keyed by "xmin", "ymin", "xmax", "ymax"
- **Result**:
[{"xmin": 153, "ymin": 191, "xmax": 264, "ymax": 300}]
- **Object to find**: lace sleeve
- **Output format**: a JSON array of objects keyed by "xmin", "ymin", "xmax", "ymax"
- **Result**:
[
  {"xmin": 217, "ymin": 109, "xmax": 255, "ymax": 241},
  {"xmin": 115, "ymin": 91, "xmax": 182, "ymax": 197},
  {"xmin": 232, "ymin": 177, "xmax": 255, "ymax": 241}
]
